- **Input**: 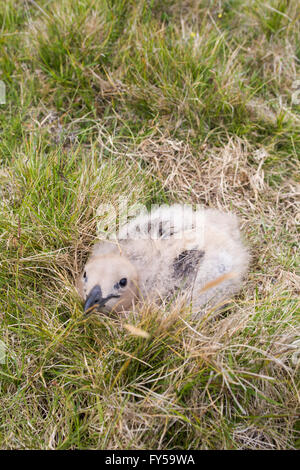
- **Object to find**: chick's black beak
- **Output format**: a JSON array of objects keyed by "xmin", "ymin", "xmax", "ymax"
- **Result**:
[
  {"xmin": 84, "ymin": 285, "xmax": 121, "ymax": 313},
  {"xmin": 84, "ymin": 285, "xmax": 103, "ymax": 313}
]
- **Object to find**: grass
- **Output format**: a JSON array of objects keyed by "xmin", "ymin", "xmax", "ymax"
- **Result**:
[{"xmin": 0, "ymin": 0, "xmax": 299, "ymax": 449}]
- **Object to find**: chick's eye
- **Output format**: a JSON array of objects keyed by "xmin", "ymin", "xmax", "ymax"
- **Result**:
[
  {"xmin": 119, "ymin": 278, "xmax": 127, "ymax": 287},
  {"xmin": 83, "ymin": 271, "xmax": 87, "ymax": 281}
]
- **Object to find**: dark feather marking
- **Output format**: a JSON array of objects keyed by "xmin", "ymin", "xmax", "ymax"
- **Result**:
[
  {"xmin": 159, "ymin": 221, "xmax": 163, "ymax": 237},
  {"xmin": 165, "ymin": 250, "xmax": 204, "ymax": 302},
  {"xmin": 159, "ymin": 220, "xmax": 175, "ymax": 238},
  {"xmin": 173, "ymin": 249, "xmax": 205, "ymax": 279},
  {"xmin": 147, "ymin": 218, "xmax": 176, "ymax": 238}
]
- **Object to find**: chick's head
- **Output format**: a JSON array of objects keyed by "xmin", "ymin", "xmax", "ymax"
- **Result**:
[{"xmin": 78, "ymin": 254, "xmax": 139, "ymax": 314}]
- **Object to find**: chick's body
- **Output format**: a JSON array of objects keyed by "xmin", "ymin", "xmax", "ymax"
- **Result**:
[{"xmin": 77, "ymin": 205, "xmax": 249, "ymax": 316}]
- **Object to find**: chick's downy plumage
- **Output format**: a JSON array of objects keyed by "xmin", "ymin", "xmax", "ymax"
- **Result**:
[{"xmin": 77, "ymin": 205, "xmax": 249, "ymax": 316}]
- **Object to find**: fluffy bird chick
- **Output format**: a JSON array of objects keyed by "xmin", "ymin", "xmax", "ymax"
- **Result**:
[{"xmin": 77, "ymin": 205, "xmax": 249, "ymax": 316}]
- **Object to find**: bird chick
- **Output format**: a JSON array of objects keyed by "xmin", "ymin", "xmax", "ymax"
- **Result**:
[{"xmin": 77, "ymin": 205, "xmax": 250, "ymax": 316}]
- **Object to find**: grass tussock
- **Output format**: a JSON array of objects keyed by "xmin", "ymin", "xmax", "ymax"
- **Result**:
[{"xmin": 0, "ymin": 0, "xmax": 299, "ymax": 449}]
